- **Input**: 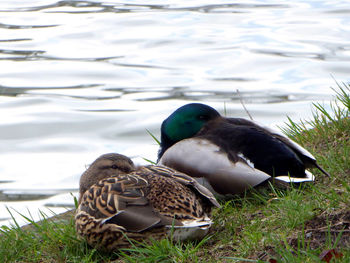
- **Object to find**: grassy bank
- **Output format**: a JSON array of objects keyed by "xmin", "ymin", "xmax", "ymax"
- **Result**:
[{"xmin": 1, "ymin": 84, "xmax": 349, "ymax": 263}]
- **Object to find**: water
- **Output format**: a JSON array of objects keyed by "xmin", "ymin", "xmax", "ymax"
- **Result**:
[{"xmin": 1, "ymin": 0, "xmax": 350, "ymax": 226}]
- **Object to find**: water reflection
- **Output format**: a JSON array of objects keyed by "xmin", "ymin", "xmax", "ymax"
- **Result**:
[{"xmin": 0, "ymin": 0, "xmax": 349, "ymax": 226}]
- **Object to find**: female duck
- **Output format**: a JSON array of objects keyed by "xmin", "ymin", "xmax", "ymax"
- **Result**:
[
  {"xmin": 158, "ymin": 103, "xmax": 329, "ymax": 195},
  {"xmin": 75, "ymin": 153, "xmax": 220, "ymax": 251}
]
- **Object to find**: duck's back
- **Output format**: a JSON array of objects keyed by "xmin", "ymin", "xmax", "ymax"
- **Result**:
[{"xmin": 139, "ymin": 166, "xmax": 210, "ymax": 219}]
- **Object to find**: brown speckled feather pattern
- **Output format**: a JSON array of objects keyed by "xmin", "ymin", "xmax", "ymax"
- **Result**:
[
  {"xmin": 137, "ymin": 166, "xmax": 208, "ymax": 219},
  {"xmin": 75, "ymin": 210, "xmax": 168, "ymax": 250},
  {"xmin": 78, "ymin": 174, "xmax": 148, "ymax": 219},
  {"xmin": 75, "ymin": 165, "xmax": 218, "ymax": 251}
]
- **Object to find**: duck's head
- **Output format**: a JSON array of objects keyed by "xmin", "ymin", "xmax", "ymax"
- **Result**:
[
  {"xmin": 79, "ymin": 153, "xmax": 135, "ymax": 203},
  {"xmin": 159, "ymin": 103, "xmax": 220, "ymax": 159}
]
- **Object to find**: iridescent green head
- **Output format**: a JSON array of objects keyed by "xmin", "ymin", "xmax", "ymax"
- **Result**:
[{"xmin": 158, "ymin": 103, "xmax": 220, "ymax": 159}]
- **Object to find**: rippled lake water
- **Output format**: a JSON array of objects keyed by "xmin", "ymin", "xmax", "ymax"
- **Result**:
[{"xmin": 1, "ymin": 0, "xmax": 350, "ymax": 226}]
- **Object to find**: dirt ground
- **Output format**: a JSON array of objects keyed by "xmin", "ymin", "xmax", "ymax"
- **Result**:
[{"xmin": 254, "ymin": 209, "xmax": 350, "ymax": 262}]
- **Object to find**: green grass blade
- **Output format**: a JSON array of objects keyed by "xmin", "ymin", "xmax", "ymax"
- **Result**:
[{"xmin": 146, "ymin": 129, "xmax": 160, "ymax": 145}]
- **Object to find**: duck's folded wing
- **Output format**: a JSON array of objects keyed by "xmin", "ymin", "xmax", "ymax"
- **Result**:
[
  {"xmin": 78, "ymin": 174, "xmax": 181, "ymax": 233},
  {"xmin": 158, "ymin": 138, "xmax": 271, "ymax": 195},
  {"xmin": 252, "ymin": 121, "xmax": 329, "ymax": 177},
  {"xmin": 227, "ymin": 118, "xmax": 329, "ymax": 177},
  {"xmin": 227, "ymin": 118, "xmax": 316, "ymax": 161},
  {"xmin": 104, "ymin": 205, "xmax": 177, "ymax": 232}
]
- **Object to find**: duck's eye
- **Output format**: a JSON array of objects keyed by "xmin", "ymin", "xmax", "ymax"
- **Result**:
[
  {"xmin": 111, "ymin": 164, "xmax": 119, "ymax": 169},
  {"xmin": 118, "ymin": 166, "xmax": 131, "ymax": 173},
  {"xmin": 198, "ymin": 115, "xmax": 208, "ymax": 120}
]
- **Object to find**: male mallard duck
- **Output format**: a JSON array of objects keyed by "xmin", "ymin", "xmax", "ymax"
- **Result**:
[
  {"xmin": 75, "ymin": 153, "xmax": 220, "ymax": 251},
  {"xmin": 157, "ymin": 103, "xmax": 329, "ymax": 195}
]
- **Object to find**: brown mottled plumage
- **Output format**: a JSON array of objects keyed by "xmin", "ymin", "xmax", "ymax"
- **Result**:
[
  {"xmin": 78, "ymin": 153, "xmax": 135, "ymax": 203},
  {"xmin": 75, "ymin": 153, "xmax": 220, "ymax": 251}
]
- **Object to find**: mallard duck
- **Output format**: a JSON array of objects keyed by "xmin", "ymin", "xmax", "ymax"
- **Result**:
[
  {"xmin": 75, "ymin": 153, "xmax": 220, "ymax": 251},
  {"xmin": 157, "ymin": 103, "xmax": 330, "ymax": 195}
]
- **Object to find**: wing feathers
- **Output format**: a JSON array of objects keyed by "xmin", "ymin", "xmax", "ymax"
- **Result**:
[
  {"xmin": 105, "ymin": 205, "xmax": 163, "ymax": 233},
  {"xmin": 145, "ymin": 165, "xmax": 220, "ymax": 208}
]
